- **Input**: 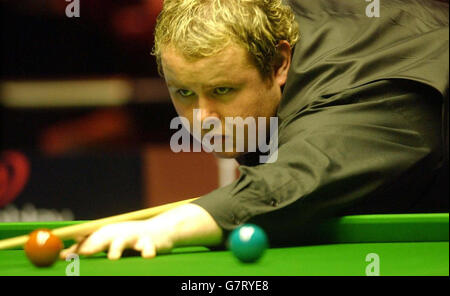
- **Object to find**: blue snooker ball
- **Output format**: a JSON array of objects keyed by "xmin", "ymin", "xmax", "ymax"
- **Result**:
[{"xmin": 229, "ymin": 224, "xmax": 268, "ymax": 263}]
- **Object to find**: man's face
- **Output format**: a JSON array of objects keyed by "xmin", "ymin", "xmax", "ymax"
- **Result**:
[{"xmin": 161, "ymin": 44, "xmax": 284, "ymax": 159}]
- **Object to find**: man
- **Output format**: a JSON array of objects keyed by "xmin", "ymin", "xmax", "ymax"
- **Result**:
[{"xmin": 61, "ymin": 0, "xmax": 448, "ymax": 260}]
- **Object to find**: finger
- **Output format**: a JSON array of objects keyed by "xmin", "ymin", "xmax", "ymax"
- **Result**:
[
  {"xmin": 60, "ymin": 244, "xmax": 79, "ymax": 260},
  {"xmin": 77, "ymin": 232, "xmax": 113, "ymax": 256},
  {"xmin": 75, "ymin": 236, "xmax": 86, "ymax": 243},
  {"xmin": 134, "ymin": 234, "xmax": 150, "ymax": 251},
  {"xmin": 108, "ymin": 237, "xmax": 131, "ymax": 260},
  {"xmin": 134, "ymin": 239, "xmax": 143, "ymax": 251},
  {"xmin": 60, "ymin": 237, "xmax": 86, "ymax": 258},
  {"xmin": 138, "ymin": 236, "xmax": 156, "ymax": 259}
]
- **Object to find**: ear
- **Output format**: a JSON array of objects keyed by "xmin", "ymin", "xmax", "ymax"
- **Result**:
[{"xmin": 272, "ymin": 40, "xmax": 292, "ymax": 87}]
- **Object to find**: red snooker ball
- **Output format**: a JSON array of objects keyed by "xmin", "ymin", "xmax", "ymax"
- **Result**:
[{"xmin": 24, "ymin": 229, "xmax": 63, "ymax": 267}]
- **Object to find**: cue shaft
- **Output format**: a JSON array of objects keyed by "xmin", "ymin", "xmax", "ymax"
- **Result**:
[{"xmin": 0, "ymin": 197, "xmax": 199, "ymax": 250}]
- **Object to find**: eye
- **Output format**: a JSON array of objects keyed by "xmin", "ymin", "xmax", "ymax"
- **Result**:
[
  {"xmin": 177, "ymin": 89, "xmax": 195, "ymax": 97},
  {"xmin": 214, "ymin": 87, "xmax": 232, "ymax": 95}
]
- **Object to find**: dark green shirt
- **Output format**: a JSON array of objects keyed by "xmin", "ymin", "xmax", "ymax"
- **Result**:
[{"xmin": 192, "ymin": 0, "xmax": 449, "ymax": 245}]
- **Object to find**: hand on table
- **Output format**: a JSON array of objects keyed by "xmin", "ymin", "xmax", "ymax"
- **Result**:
[
  {"xmin": 59, "ymin": 204, "xmax": 223, "ymax": 261},
  {"xmin": 60, "ymin": 220, "xmax": 175, "ymax": 260}
]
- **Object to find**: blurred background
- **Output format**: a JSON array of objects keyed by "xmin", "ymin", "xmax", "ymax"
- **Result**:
[{"xmin": 0, "ymin": 0, "xmax": 237, "ymax": 221}]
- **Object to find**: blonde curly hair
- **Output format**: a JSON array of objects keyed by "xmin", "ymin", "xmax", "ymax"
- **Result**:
[{"xmin": 152, "ymin": 0, "xmax": 299, "ymax": 79}]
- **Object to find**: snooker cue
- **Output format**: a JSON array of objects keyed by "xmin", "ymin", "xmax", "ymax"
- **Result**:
[{"xmin": 0, "ymin": 197, "xmax": 199, "ymax": 250}]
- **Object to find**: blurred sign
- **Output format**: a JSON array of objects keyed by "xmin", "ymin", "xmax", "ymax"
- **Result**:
[{"xmin": 0, "ymin": 77, "xmax": 170, "ymax": 108}]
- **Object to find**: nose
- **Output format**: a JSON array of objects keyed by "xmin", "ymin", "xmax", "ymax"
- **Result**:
[
  {"xmin": 196, "ymin": 96, "xmax": 220, "ymax": 122},
  {"xmin": 194, "ymin": 96, "xmax": 221, "ymax": 136}
]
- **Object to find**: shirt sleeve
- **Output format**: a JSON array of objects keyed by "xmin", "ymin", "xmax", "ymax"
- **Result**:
[{"xmin": 191, "ymin": 79, "xmax": 444, "ymax": 245}]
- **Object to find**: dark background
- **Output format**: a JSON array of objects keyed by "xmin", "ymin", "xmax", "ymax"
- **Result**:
[
  {"xmin": 0, "ymin": 0, "xmax": 160, "ymax": 79},
  {"xmin": 0, "ymin": 0, "xmax": 175, "ymax": 220}
]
